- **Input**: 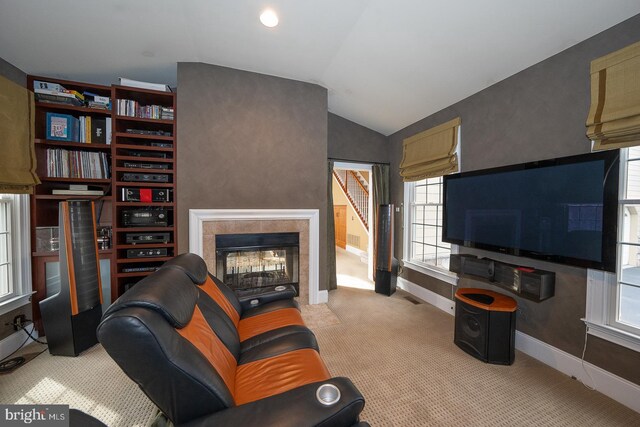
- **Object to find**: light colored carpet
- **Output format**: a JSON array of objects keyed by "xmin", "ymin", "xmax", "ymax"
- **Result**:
[
  {"xmin": 300, "ymin": 303, "xmax": 341, "ymax": 329},
  {"xmin": 1, "ymin": 283, "xmax": 639, "ymax": 426},
  {"xmin": 0, "ymin": 343, "xmax": 156, "ymax": 426},
  {"xmin": 314, "ymin": 286, "xmax": 640, "ymax": 426}
]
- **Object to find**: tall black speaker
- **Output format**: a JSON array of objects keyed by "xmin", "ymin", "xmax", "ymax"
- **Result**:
[
  {"xmin": 40, "ymin": 200, "xmax": 103, "ymax": 356},
  {"xmin": 375, "ymin": 204, "xmax": 398, "ymax": 296}
]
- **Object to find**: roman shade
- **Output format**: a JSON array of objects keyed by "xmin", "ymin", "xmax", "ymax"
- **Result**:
[
  {"xmin": 399, "ymin": 117, "xmax": 460, "ymax": 181},
  {"xmin": 0, "ymin": 75, "xmax": 40, "ymax": 193},
  {"xmin": 586, "ymin": 40, "xmax": 640, "ymax": 150}
]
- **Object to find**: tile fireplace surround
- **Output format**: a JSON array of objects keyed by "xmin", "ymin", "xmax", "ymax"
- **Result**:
[{"xmin": 189, "ymin": 209, "xmax": 325, "ymax": 304}]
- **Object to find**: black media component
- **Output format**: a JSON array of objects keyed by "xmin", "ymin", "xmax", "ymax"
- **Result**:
[
  {"xmin": 122, "ymin": 149, "xmax": 167, "ymax": 159},
  {"xmin": 449, "ymin": 254, "xmax": 555, "ymax": 302},
  {"xmin": 454, "ymin": 288, "xmax": 516, "ymax": 365},
  {"xmin": 122, "ymin": 208, "xmax": 169, "ymax": 227},
  {"xmin": 149, "ymin": 142, "xmax": 173, "ymax": 148},
  {"xmin": 443, "ymin": 150, "xmax": 620, "ymax": 272},
  {"xmin": 126, "ymin": 232, "xmax": 171, "ymax": 244},
  {"xmin": 123, "ymin": 161, "xmax": 169, "ymax": 169},
  {"xmin": 122, "ymin": 187, "xmax": 171, "ymax": 202},
  {"xmin": 121, "ymin": 173, "xmax": 169, "ymax": 183},
  {"xmin": 126, "ymin": 248, "xmax": 168, "ymax": 258},
  {"xmin": 122, "ymin": 266, "xmax": 160, "ymax": 273},
  {"xmin": 125, "ymin": 128, "xmax": 172, "ymax": 137}
]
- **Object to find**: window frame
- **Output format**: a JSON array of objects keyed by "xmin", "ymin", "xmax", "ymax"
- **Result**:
[
  {"xmin": 585, "ymin": 147, "xmax": 640, "ymax": 352},
  {"xmin": 0, "ymin": 193, "xmax": 32, "ymax": 315},
  {"xmin": 403, "ymin": 176, "xmax": 458, "ymax": 285}
]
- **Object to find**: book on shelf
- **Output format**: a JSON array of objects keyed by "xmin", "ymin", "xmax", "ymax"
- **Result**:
[
  {"xmin": 46, "ymin": 148, "xmax": 110, "ymax": 179},
  {"xmin": 119, "ymin": 77, "xmax": 172, "ymax": 92},
  {"xmin": 46, "ymin": 112, "xmax": 79, "ymax": 141},
  {"xmin": 35, "ymin": 93, "xmax": 84, "ymax": 107},
  {"xmin": 106, "ymin": 117, "xmax": 112, "ymax": 145}
]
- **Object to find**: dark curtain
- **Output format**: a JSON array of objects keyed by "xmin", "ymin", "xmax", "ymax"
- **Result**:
[
  {"xmin": 327, "ymin": 160, "xmax": 338, "ymax": 291},
  {"xmin": 371, "ymin": 164, "xmax": 390, "ymax": 276}
]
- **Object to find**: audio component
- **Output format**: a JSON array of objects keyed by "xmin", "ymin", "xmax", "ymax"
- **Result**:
[
  {"xmin": 122, "ymin": 173, "xmax": 169, "ymax": 183},
  {"xmin": 149, "ymin": 142, "xmax": 173, "ymax": 148},
  {"xmin": 122, "ymin": 266, "xmax": 161, "ymax": 273},
  {"xmin": 375, "ymin": 204, "xmax": 398, "ymax": 296},
  {"xmin": 126, "ymin": 248, "xmax": 168, "ymax": 258},
  {"xmin": 122, "ymin": 149, "xmax": 168, "ymax": 159},
  {"xmin": 123, "ymin": 161, "xmax": 169, "ymax": 170},
  {"xmin": 449, "ymin": 254, "xmax": 555, "ymax": 302},
  {"xmin": 454, "ymin": 288, "xmax": 516, "ymax": 365},
  {"xmin": 122, "ymin": 208, "xmax": 168, "ymax": 227},
  {"xmin": 125, "ymin": 232, "xmax": 171, "ymax": 244},
  {"xmin": 122, "ymin": 188, "xmax": 171, "ymax": 202},
  {"xmin": 125, "ymin": 128, "xmax": 172, "ymax": 137}
]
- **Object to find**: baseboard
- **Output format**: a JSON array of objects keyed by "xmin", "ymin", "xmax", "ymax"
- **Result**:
[
  {"xmin": 397, "ymin": 277, "xmax": 455, "ymax": 315},
  {"xmin": 317, "ymin": 290, "xmax": 329, "ymax": 304},
  {"xmin": 397, "ymin": 277, "xmax": 640, "ymax": 414},
  {"xmin": 345, "ymin": 245, "xmax": 367, "ymax": 261},
  {"xmin": 0, "ymin": 325, "xmax": 39, "ymax": 360},
  {"xmin": 515, "ymin": 331, "xmax": 640, "ymax": 414}
]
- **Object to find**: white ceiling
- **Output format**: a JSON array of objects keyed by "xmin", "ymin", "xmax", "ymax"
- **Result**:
[{"xmin": 1, "ymin": 1, "xmax": 639, "ymax": 135}]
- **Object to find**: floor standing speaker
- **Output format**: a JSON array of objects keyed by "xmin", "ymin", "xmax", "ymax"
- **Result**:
[
  {"xmin": 454, "ymin": 288, "xmax": 516, "ymax": 365},
  {"xmin": 375, "ymin": 204, "xmax": 398, "ymax": 296},
  {"xmin": 40, "ymin": 200, "xmax": 103, "ymax": 356}
]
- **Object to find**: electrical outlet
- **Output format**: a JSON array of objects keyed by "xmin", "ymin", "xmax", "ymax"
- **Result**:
[{"xmin": 13, "ymin": 314, "xmax": 27, "ymax": 331}]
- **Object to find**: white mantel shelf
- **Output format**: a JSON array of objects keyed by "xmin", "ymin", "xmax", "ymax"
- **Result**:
[{"xmin": 189, "ymin": 209, "xmax": 324, "ymax": 304}]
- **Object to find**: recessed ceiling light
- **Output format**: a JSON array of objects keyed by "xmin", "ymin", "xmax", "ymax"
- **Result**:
[{"xmin": 260, "ymin": 9, "xmax": 278, "ymax": 28}]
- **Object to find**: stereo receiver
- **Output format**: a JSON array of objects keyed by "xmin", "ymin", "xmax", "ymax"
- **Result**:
[
  {"xmin": 126, "ymin": 248, "xmax": 168, "ymax": 259},
  {"xmin": 122, "ymin": 188, "xmax": 171, "ymax": 202},
  {"xmin": 123, "ymin": 161, "xmax": 169, "ymax": 170},
  {"xmin": 122, "ymin": 173, "xmax": 169, "ymax": 183},
  {"xmin": 122, "ymin": 208, "xmax": 168, "ymax": 227},
  {"xmin": 125, "ymin": 232, "xmax": 171, "ymax": 244}
]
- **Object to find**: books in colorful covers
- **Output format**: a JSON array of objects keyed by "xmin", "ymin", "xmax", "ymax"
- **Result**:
[{"xmin": 46, "ymin": 112, "xmax": 79, "ymax": 142}]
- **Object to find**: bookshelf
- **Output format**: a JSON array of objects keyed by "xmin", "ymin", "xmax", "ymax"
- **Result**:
[
  {"xmin": 28, "ymin": 75, "xmax": 114, "ymax": 333},
  {"xmin": 111, "ymin": 85, "xmax": 177, "ymax": 299},
  {"xmin": 28, "ymin": 76, "xmax": 177, "ymax": 332}
]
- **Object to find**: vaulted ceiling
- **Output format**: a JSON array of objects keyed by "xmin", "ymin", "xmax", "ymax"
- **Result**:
[{"xmin": 1, "ymin": 1, "xmax": 639, "ymax": 135}]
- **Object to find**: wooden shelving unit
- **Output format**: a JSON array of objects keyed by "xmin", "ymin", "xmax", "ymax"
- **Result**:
[
  {"xmin": 111, "ymin": 85, "xmax": 177, "ymax": 299},
  {"xmin": 28, "ymin": 75, "xmax": 177, "ymax": 331}
]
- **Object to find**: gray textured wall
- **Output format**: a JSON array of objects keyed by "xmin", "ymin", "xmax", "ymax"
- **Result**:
[
  {"xmin": 388, "ymin": 14, "xmax": 640, "ymax": 385},
  {"xmin": 176, "ymin": 63, "xmax": 329, "ymax": 290},
  {"xmin": 0, "ymin": 56, "xmax": 26, "ymax": 86},
  {"xmin": 328, "ymin": 113, "xmax": 388, "ymax": 164}
]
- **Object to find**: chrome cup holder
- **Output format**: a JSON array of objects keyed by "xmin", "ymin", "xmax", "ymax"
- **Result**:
[
  {"xmin": 316, "ymin": 383, "xmax": 341, "ymax": 406},
  {"xmin": 275, "ymin": 285, "xmax": 286, "ymax": 291}
]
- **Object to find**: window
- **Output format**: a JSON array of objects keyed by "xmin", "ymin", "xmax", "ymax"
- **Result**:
[
  {"xmin": 585, "ymin": 147, "xmax": 640, "ymax": 351},
  {"xmin": 0, "ymin": 194, "xmax": 31, "ymax": 313},
  {"xmin": 403, "ymin": 177, "xmax": 457, "ymax": 284}
]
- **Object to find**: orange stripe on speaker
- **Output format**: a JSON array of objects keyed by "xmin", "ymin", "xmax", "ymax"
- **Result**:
[
  {"xmin": 238, "ymin": 308, "xmax": 305, "ymax": 342},
  {"xmin": 91, "ymin": 202, "xmax": 103, "ymax": 305},
  {"xmin": 200, "ymin": 276, "xmax": 241, "ymax": 327},
  {"xmin": 235, "ymin": 348, "xmax": 330, "ymax": 405},
  {"xmin": 455, "ymin": 288, "xmax": 517, "ymax": 312},
  {"xmin": 176, "ymin": 305, "xmax": 237, "ymax": 396},
  {"xmin": 62, "ymin": 203, "xmax": 79, "ymax": 316}
]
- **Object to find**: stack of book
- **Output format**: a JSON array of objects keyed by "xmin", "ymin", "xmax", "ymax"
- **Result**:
[
  {"xmin": 84, "ymin": 91, "xmax": 111, "ymax": 110},
  {"xmin": 46, "ymin": 148, "xmax": 110, "ymax": 179},
  {"xmin": 34, "ymin": 80, "xmax": 84, "ymax": 106},
  {"xmin": 46, "ymin": 112, "xmax": 112, "ymax": 144},
  {"xmin": 160, "ymin": 107, "xmax": 174, "ymax": 120}
]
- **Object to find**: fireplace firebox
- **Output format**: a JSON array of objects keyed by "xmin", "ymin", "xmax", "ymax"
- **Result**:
[{"xmin": 215, "ymin": 232, "xmax": 299, "ymax": 295}]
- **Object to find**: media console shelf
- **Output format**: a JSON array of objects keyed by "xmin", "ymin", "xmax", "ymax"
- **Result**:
[{"xmin": 449, "ymin": 254, "xmax": 555, "ymax": 302}]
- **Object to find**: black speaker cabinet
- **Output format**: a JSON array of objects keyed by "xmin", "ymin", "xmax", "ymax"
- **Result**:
[
  {"xmin": 454, "ymin": 288, "xmax": 516, "ymax": 365},
  {"xmin": 40, "ymin": 200, "xmax": 103, "ymax": 356},
  {"xmin": 375, "ymin": 204, "xmax": 397, "ymax": 296}
]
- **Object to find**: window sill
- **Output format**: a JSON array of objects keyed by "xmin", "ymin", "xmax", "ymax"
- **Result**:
[
  {"xmin": 0, "ymin": 293, "xmax": 33, "ymax": 316},
  {"xmin": 402, "ymin": 260, "xmax": 458, "ymax": 286},
  {"xmin": 583, "ymin": 320, "xmax": 640, "ymax": 353}
]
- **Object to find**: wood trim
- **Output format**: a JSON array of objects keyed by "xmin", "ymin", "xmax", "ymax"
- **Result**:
[
  {"xmin": 62, "ymin": 203, "xmax": 79, "ymax": 315},
  {"xmin": 454, "ymin": 288, "xmax": 517, "ymax": 312}
]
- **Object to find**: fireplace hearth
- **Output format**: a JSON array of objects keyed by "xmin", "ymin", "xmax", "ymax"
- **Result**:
[{"xmin": 216, "ymin": 232, "xmax": 299, "ymax": 294}]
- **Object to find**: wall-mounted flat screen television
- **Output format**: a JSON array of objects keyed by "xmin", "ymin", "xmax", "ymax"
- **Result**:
[{"xmin": 443, "ymin": 150, "xmax": 619, "ymax": 272}]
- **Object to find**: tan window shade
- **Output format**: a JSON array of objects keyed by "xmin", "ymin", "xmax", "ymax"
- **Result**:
[
  {"xmin": 400, "ymin": 117, "xmax": 460, "ymax": 182},
  {"xmin": 587, "ymin": 40, "xmax": 640, "ymax": 151},
  {"xmin": 0, "ymin": 75, "xmax": 40, "ymax": 194}
]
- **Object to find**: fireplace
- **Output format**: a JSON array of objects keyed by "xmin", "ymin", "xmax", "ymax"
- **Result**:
[{"xmin": 216, "ymin": 232, "xmax": 299, "ymax": 295}]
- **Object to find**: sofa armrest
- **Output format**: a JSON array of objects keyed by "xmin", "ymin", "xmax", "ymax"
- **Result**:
[
  {"xmin": 179, "ymin": 377, "xmax": 365, "ymax": 427},
  {"xmin": 235, "ymin": 285, "xmax": 297, "ymax": 311}
]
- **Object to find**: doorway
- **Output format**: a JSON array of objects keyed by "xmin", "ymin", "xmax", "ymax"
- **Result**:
[{"xmin": 331, "ymin": 162, "xmax": 374, "ymax": 290}]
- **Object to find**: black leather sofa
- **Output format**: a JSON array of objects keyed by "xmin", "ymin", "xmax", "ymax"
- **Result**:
[{"xmin": 98, "ymin": 253, "xmax": 368, "ymax": 426}]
